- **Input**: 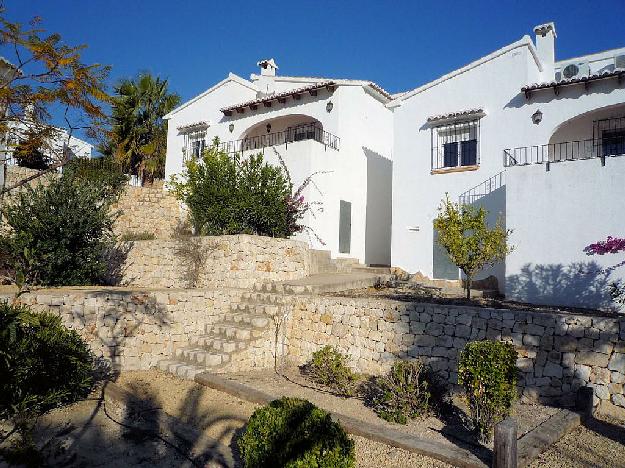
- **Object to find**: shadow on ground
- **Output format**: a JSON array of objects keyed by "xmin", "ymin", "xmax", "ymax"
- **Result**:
[{"xmin": 2, "ymin": 378, "xmax": 250, "ymax": 467}]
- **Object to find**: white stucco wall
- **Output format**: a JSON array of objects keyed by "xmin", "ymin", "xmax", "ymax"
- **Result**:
[
  {"xmin": 164, "ymin": 76, "xmax": 393, "ymax": 265},
  {"xmin": 391, "ymin": 35, "xmax": 625, "ymax": 294},
  {"xmin": 391, "ymin": 43, "xmax": 539, "ymax": 289},
  {"xmin": 506, "ymin": 156, "xmax": 625, "ymax": 311}
]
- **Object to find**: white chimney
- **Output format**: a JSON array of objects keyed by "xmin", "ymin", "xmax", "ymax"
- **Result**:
[
  {"xmin": 257, "ymin": 58, "xmax": 278, "ymax": 77},
  {"xmin": 533, "ymin": 22, "xmax": 557, "ymax": 79},
  {"xmin": 256, "ymin": 58, "xmax": 278, "ymax": 96}
]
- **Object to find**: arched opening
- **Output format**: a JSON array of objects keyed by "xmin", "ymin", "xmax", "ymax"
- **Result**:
[
  {"xmin": 547, "ymin": 103, "xmax": 625, "ymax": 161},
  {"xmin": 234, "ymin": 114, "xmax": 326, "ymax": 152}
]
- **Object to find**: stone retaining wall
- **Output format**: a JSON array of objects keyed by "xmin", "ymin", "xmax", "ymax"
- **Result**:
[
  {"xmin": 111, "ymin": 182, "xmax": 186, "ymax": 239},
  {"xmin": 284, "ymin": 296, "xmax": 625, "ymax": 410},
  {"xmin": 5, "ymin": 288, "xmax": 243, "ymax": 371},
  {"xmin": 114, "ymin": 235, "xmax": 311, "ymax": 289}
]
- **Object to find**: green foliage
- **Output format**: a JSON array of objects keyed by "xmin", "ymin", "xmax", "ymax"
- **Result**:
[
  {"xmin": 367, "ymin": 360, "xmax": 442, "ymax": 424},
  {"xmin": 13, "ymin": 142, "xmax": 50, "ymax": 170},
  {"xmin": 0, "ymin": 302, "xmax": 94, "ymax": 441},
  {"xmin": 301, "ymin": 346, "xmax": 359, "ymax": 396},
  {"xmin": 170, "ymin": 143, "xmax": 301, "ymax": 238},
  {"xmin": 433, "ymin": 195, "xmax": 512, "ymax": 298},
  {"xmin": 120, "ymin": 232, "xmax": 156, "ymax": 241},
  {"xmin": 62, "ymin": 157, "xmax": 129, "ymax": 201},
  {"xmin": 458, "ymin": 340, "xmax": 519, "ymax": 441},
  {"xmin": 106, "ymin": 72, "xmax": 180, "ymax": 183},
  {"xmin": 0, "ymin": 172, "xmax": 116, "ymax": 286},
  {"xmin": 238, "ymin": 397, "xmax": 355, "ymax": 468}
]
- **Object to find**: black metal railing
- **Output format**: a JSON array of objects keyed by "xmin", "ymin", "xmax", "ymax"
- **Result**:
[
  {"xmin": 458, "ymin": 171, "xmax": 505, "ymax": 205},
  {"xmin": 218, "ymin": 123, "xmax": 340, "ymax": 154},
  {"xmin": 504, "ymin": 135, "xmax": 625, "ymax": 167}
]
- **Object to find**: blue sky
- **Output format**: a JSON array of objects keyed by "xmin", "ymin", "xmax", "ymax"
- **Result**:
[{"xmin": 6, "ymin": 0, "xmax": 625, "ymax": 135}]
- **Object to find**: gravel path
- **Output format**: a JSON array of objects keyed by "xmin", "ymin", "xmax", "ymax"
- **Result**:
[
  {"xmin": 117, "ymin": 369, "xmax": 455, "ymax": 467},
  {"xmin": 529, "ymin": 416, "xmax": 625, "ymax": 467}
]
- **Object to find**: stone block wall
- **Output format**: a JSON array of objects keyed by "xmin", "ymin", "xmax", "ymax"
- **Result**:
[
  {"xmin": 283, "ymin": 296, "xmax": 625, "ymax": 409},
  {"xmin": 115, "ymin": 234, "xmax": 311, "ymax": 289},
  {"xmin": 5, "ymin": 288, "xmax": 243, "ymax": 371},
  {"xmin": 111, "ymin": 182, "xmax": 186, "ymax": 239}
]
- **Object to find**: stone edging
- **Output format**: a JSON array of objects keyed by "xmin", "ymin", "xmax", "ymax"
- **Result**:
[
  {"xmin": 194, "ymin": 372, "xmax": 488, "ymax": 468},
  {"xmin": 102, "ymin": 381, "xmax": 235, "ymax": 467}
]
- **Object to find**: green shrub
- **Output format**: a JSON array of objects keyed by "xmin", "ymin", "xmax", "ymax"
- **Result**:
[
  {"xmin": 120, "ymin": 232, "xmax": 156, "ymax": 241},
  {"xmin": 301, "ymin": 346, "xmax": 359, "ymax": 396},
  {"xmin": 0, "ymin": 302, "xmax": 94, "ymax": 442},
  {"xmin": 169, "ymin": 141, "xmax": 305, "ymax": 238},
  {"xmin": 0, "ymin": 172, "xmax": 116, "ymax": 286},
  {"xmin": 238, "ymin": 397, "xmax": 354, "ymax": 468},
  {"xmin": 62, "ymin": 156, "xmax": 129, "ymax": 202},
  {"xmin": 458, "ymin": 340, "xmax": 518, "ymax": 441},
  {"xmin": 367, "ymin": 360, "xmax": 442, "ymax": 424}
]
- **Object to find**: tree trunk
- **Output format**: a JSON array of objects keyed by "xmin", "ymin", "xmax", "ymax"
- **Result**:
[{"xmin": 466, "ymin": 275, "xmax": 472, "ymax": 300}]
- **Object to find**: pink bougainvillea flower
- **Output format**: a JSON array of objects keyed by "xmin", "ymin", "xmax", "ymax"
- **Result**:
[{"xmin": 584, "ymin": 236, "xmax": 625, "ymax": 255}]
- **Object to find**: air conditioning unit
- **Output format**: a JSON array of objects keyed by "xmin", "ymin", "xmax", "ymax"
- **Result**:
[
  {"xmin": 615, "ymin": 54, "xmax": 625, "ymax": 71},
  {"xmin": 560, "ymin": 62, "xmax": 590, "ymax": 80}
]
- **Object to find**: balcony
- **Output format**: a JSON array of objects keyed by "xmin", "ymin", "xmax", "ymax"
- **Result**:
[
  {"xmin": 504, "ymin": 134, "xmax": 625, "ymax": 167},
  {"xmin": 218, "ymin": 122, "xmax": 340, "ymax": 154}
]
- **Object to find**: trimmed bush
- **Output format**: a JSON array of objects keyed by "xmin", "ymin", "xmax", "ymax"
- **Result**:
[
  {"xmin": 458, "ymin": 340, "xmax": 518, "ymax": 441},
  {"xmin": 0, "ymin": 172, "xmax": 116, "ymax": 286},
  {"xmin": 301, "ymin": 346, "xmax": 359, "ymax": 396},
  {"xmin": 0, "ymin": 302, "xmax": 94, "ymax": 438},
  {"xmin": 367, "ymin": 359, "xmax": 442, "ymax": 424},
  {"xmin": 238, "ymin": 397, "xmax": 355, "ymax": 468}
]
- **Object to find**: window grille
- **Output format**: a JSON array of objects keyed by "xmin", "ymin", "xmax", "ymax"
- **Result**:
[
  {"xmin": 594, "ymin": 116, "xmax": 625, "ymax": 157},
  {"xmin": 182, "ymin": 130, "xmax": 206, "ymax": 161},
  {"xmin": 431, "ymin": 119, "xmax": 480, "ymax": 170}
]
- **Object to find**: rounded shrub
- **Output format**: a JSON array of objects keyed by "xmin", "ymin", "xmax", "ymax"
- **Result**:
[
  {"xmin": 458, "ymin": 340, "xmax": 518, "ymax": 441},
  {"xmin": 367, "ymin": 359, "xmax": 442, "ymax": 424},
  {"xmin": 0, "ymin": 301, "xmax": 95, "ymax": 422},
  {"xmin": 238, "ymin": 397, "xmax": 355, "ymax": 468},
  {"xmin": 300, "ymin": 345, "xmax": 359, "ymax": 396}
]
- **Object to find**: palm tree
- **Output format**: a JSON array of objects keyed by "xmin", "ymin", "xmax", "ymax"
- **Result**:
[{"xmin": 109, "ymin": 73, "xmax": 180, "ymax": 184}]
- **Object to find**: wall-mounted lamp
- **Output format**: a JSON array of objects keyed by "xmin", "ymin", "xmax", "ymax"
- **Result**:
[
  {"xmin": 326, "ymin": 101, "xmax": 334, "ymax": 113},
  {"xmin": 228, "ymin": 123, "xmax": 234, "ymax": 133},
  {"xmin": 532, "ymin": 109, "xmax": 543, "ymax": 125},
  {"xmin": 266, "ymin": 123, "xmax": 272, "ymax": 133}
]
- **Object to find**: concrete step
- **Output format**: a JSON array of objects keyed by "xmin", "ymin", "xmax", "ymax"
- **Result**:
[
  {"xmin": 188, "ymin": 335, "xmax": 248, "ymax": 353},
  {"xmin": 175, "ymin": 346, "xmax": 232, "ymax": 367},
  {"xmin": 241, "ymin": 291, "xmax": 286, "ymax": 304},
  {"xmin": 223, "ymin": 311, "xmax": 271, "ymax": 328},
  {"xmin": 206, "ymin": 322, "xmax": 266, "ymax": 340},
  {"xmin": 352, "ymin": 265, "xmax": 392, "ymax": 274},
  {"xmin": 229, "ymin": 302, "xmax": 280, "ymax": 318},
  {"xmin": 156, "ymin": 360, "xmax": 207, "ymax": 380},
  {"xmin": 277, "ymin": 272, "xmax": 388, "ymax": 295}
]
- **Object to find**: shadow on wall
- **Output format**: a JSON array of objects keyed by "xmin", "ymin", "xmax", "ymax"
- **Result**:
[
  {"xmin": 363, "ymin": 147, "xmax": 392, "ymax": 266},
  {"xmin": 506, "ymin": 261, "xmax": 617, "ymax": 311}
]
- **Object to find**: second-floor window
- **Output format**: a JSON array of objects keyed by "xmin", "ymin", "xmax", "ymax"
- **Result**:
[{"xmin": 432, "ymin": 119, "xmax": 480, "ymax": 170}]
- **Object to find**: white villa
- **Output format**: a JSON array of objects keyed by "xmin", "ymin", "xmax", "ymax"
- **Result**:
[{"xmin": 164, "ymin": 23, "xmax": 625, "ymax": 310}]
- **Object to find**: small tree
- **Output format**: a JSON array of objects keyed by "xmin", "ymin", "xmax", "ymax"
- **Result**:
[
  {"xmin": 433, "ymin": 195, "xmax": 512, "ymax": 299},
  {"xmin": 0, "ymin": 9, "xmax": 110, "ymax": 194}
]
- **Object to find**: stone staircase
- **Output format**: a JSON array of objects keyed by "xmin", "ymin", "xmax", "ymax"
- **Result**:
[
  {"xmin": 157, "ymin": 292, "xmax": 283, "ymax": 380},
  {"xmin": 157, "ymin": 250, "xmax": 392, "ymax": 380}
]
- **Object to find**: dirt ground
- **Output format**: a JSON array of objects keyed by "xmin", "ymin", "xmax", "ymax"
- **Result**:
[
  {"xmin": 2, "ymin": 369, "xmax": 623, "ymax": 467},
  {"xmin": 331, "ymin": 283, "xmax": 617, "ymax": 317},
  {"xmin": 220, "ymin": 367, "xmax": 558, "ymax": 450}
]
